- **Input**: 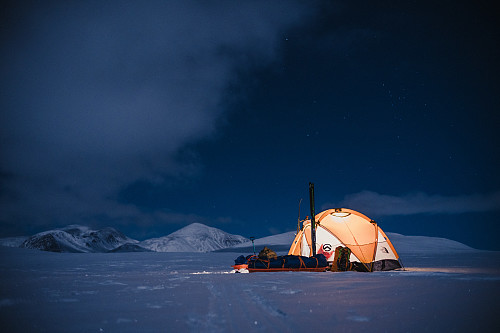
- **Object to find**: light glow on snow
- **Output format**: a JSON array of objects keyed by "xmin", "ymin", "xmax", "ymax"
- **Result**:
[{"xmin": 1, "ymin": 230, "xmax": 499, "ymax": 332}]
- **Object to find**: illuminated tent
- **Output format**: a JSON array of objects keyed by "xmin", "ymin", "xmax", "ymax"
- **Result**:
[{"xmin": 288, "ymin": 208, "xmax": 402, "ymax": 271}]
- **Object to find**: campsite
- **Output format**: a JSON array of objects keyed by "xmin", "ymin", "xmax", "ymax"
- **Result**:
[
  {"xmin": 233, "ymin": 207, "xmax": 402, "ymax": 273},
  {"xmin": 233, "ymin": 185, "xmax": 404, "ymax": 274},
  {"xmin": 1, "ymin": 232, "xmax": 499, "ymax": 332},
  {"xmin": 2, "ymin": 193, "xmax": 499, "ymax": 332},
  {"xmin": 1, "ymin": 2, "xmax": 499, "ymax": 331}
]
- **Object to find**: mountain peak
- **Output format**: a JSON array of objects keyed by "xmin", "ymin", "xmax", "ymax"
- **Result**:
[
  {"xmin": 17, "ymin": 223, "xmax": 248, "ymax": 253},
  {"xmin": 21, "ymin": 226, "xmax": 137, "ymax": 253},
  {"xmin": 140, "ymin": 223, "xmax": 248, "ymax": 252}
]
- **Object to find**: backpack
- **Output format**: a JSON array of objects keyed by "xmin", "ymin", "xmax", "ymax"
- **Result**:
[
  {"xmin": 258, "ymin": 246, "xmax": 277, "ymax": 260},
  {"xmin": 336, "ymin": 246, "xmax": 351, "ymax": 271}
]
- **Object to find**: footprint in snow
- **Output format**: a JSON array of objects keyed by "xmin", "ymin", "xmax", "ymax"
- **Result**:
[{"xmin": 346, "ymin": 315, "xmax": 370, "ymax": 322}]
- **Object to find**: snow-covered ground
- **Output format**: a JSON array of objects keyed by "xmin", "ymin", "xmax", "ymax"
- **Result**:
[{"xmin": 1, "ymin": 237, "xmax": 499, "ymax": 332}]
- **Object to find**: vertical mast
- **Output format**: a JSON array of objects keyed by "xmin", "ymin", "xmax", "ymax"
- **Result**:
[
  {"xmin": 309, "ymin": 182, "xmax": 317, "ymax": 256},
  {"xmin": 297, "ymin": 198, "xmax": 302, "ymax": 233}
]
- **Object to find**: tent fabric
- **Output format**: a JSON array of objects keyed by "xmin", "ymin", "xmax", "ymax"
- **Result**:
[{"xmin": 288, "ymin": 208, "xmax": 401, "ymax": 272}]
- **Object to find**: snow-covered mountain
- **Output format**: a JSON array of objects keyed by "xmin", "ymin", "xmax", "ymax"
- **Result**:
[
  {"xmin": 14, "ymin": 223, "xmax": 247, "ymax": 253},
  {"xmin": 224, "ymin": 230, "xmax": 477, "ymax": 254},
  {"xmin": 234, "ymin": 231, "xmax": 296, "ymax": 248},
  {"xmin": 139, "ymin": 223, "xmax": 248, "ymax": 252},
  {"xmin": 219, "ymin": 231, "xmax": 296, "ymax": 253},
  {"xmin": 20, "ymin": 225, "xmax": 138, "ymax": 253},
  {"xmin": 109, "ymin": 243, "xmax": 153, "ymax": 253},
  {"xmin": 386, "ymin": 232, "xmax": 476, "ymax": 253},
  {"xmin": 12, "ymin": 223, "xmax": 476, "ymax": 254}
]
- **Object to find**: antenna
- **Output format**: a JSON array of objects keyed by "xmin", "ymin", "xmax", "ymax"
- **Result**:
[
  {"xmin": 297, "ymin": 198, "xmax": 303, "ymax": 233},
  {"xmin": 309, "ymin": 182, "xmax": 316, "ymax": 256},
  {"xmin": 249, "ymin": 236, "xmax": 256, "ymax": 255}
]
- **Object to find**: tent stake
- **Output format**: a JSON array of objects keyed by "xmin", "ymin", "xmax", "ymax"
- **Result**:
[{"xmin": 309, "ymin": 182, "xmax": 317, "ymax": 256}]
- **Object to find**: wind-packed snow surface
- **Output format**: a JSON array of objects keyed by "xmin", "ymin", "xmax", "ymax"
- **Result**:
[{"xmin": 1, "ymin": 235, "xmax": 499, "ymax": 332}]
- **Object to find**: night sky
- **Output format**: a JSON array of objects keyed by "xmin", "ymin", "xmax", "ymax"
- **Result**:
[{"xmin": 1, "ymin": 1, "xmax": 499, "ymax": 250}]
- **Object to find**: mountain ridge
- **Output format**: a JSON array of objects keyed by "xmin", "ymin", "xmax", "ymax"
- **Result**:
[
  {"xmin": 6, "ymin": 223, "xmax": 478, "ymax": 254},
  {"xmin": 139, "ymin": 223, "xmax": 249, "ymax": 252},
  {"xmin": 16, "ymin": 223, "xmax": 249, "ymax": 253},
  {"xmin": 20, "ymin": 225, "xmax": 138, "ymax": 253}
]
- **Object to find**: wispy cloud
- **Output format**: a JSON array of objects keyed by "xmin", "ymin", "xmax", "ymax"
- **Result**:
[
  {"xmin": 0, "ymin": 1, "xmax": 312, "ymax": 234},
  {"xmin": 324, "ymin": 190, "xmax": 500, "ymax": 216}
]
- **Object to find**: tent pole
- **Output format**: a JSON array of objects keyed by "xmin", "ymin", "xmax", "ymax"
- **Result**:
[
  {"xmin": 309, "ymin": 182, "xmax": 316, "ymax": 256},
  {"xmin": 371, "ymin": 222, "xmax": 379, "ymax": 272}
]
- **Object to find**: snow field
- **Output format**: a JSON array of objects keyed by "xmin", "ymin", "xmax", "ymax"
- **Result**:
[{"xmin": 1, "ymin": 246, "xmax": 499, "ymax": 332}]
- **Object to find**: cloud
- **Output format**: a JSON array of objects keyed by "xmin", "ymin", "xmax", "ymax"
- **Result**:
[
  {"xmin": 0, "ymin": 1, "xmax": 311, "ymax": 234},
  {"xmin": 325, "ymin": 190, "xmax": 500, "ymax": 216}
]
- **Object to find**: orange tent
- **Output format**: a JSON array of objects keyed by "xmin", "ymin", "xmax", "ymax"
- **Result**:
[{"xmin": 288, "ymin": 208, "xmax": 402, "ymax": 271}]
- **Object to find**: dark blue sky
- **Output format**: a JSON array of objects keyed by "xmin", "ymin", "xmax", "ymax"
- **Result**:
[{"xmin": 1, "ymin": 1, "xmax": 499, "ymax": 249}]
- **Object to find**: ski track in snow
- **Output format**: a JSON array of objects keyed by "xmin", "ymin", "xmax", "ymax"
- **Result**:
[{"xmin": 0, "ymin": 247, "xmax": 500, "ymax": 332}]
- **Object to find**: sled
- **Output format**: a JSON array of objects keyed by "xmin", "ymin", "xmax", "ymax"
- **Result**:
[
  {"xmin": 231, "ymin": 264, "xmax": 249, "ymax": 270},
  {"xmin": 231, "ymin": 264, "xmax": 326, "ymax": 273},
  {"xmin": 246, "ymin": 267, "xmax": 327, "ymax": 273},
  {"xmin": 232, "ymin": 253, "xmax": 328, "ymax": 273}
]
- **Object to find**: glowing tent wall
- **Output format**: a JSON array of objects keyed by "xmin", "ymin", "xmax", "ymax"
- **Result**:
[{"xmin": 288, "ymin": 208, "xmax": 401, "ymax": 271}]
